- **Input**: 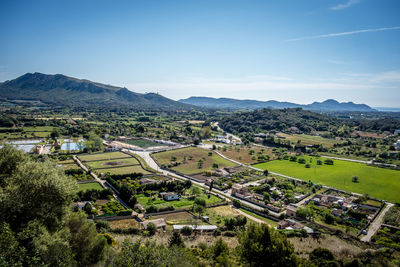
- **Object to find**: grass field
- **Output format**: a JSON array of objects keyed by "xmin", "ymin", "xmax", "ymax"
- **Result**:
[
  {"xmin": 85, "ymin": 157, "xmax": 140, "ymax": 169},
  {"xmin": 136, "ymin": 190, "xmax": 221, "ymax": 209},
  {"xmin": 219, "ymin": 145, "xmax": 276, "ymax": 164},
  {"xmin": 153, "ymin": 147, "xmax": 237, "ymax": 175},
  {"xmin": 96, "ymin": 165, "xmax": 151, "ymax": 175},
  {"xmin": 277, "ymin": 133, "xmax": 339, "ymax": 148},
  {"xmin": 239, "ymin": 208, "xmax": 278, "ymax": 227},
  {"xmin": 254, "ymin": 156, "xmax": 400, "ymax": 203},
  {"xmin": 78, "ymin": 152, "xmax": 131, "ymax": 162},
  {"xmin": 0, "ymin": 126, "xmax": 56, "ymax": 139},
  {"xmin": 121, "ymin": 139, "xmax": 166, "ymax": 148},
  {"xmin": 78, "ymin": 182, "xmax": 103, "ymax": 192}
]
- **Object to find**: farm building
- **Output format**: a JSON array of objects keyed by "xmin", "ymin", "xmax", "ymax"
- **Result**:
[
  {"xmin": 286, "ymin": 204, "xmax": 298, "ymax": 217},
  {"xmin": 140, "ymin": 218, "xmax": 166, "ymax": 230},
  {"xmin": 173, "ymin": 225, "xmax": 218, "ymax": 232},
  {"xmin": 159, "ymin": 192, "xmax": 180, "ymax": 201}
]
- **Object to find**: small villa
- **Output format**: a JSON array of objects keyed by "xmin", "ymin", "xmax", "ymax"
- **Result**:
[{"xmin": 159, "ymin": 192, "xmax": 180, "ymax": 201}]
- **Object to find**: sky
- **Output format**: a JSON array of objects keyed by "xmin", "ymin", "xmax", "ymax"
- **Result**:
[{"xmin": 0, "ymin": 0, "xmax": 399, "ymax": 107}]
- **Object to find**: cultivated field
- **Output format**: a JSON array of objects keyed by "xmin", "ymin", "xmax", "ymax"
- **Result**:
[
  {"xmin": 218, "ymin": 144, "xmax": 276, "ymax": 164},
  {"xmin": 85, "ymin": 157, "xmax": 140, "ymax": 169},
  {"xmin": 153, "ymin": 146, "xmax": 237, "ymax": 175},
  {"xmin": 97, "ymin": 165, "xmax": 151, "ymax": 175},
  {"xmin": 78, "ymin": 182, "xmax": 103, "ymax": 192},
  {"xmin": 78, "ymin": 152, "xmax": 131, "ymax": 162},
  {"xmin": 120, "ymin": 139, "xmax": 166, "ymax": 148},
  {"xmin": 277, "ymin": 133, "xmax": 339, "ymax": 147},
  {"xmin": 255, "ymin": 156, "xmax": 400, "ymax": 203}
]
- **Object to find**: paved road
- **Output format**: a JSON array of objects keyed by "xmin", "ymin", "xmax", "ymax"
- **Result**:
[
  {"xmin": 361, "ymin": 203, "xmax": 394, "ymax": 242},
  {"xmin": 321, "ymin": 155, "xmax": 371, "ymax": 164},
  {"xmin": 126, "ymin": 149, "xmax": 280, "ymax": 215}
]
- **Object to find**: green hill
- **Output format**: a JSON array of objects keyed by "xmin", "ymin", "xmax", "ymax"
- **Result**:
[{"xmin": 0, "ymin": 72, "xmax": 193, "ymax": 110}]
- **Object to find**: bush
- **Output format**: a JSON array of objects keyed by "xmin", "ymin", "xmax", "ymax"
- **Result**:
[
  {"xmin": 222, "ymin": 230, "xmax": 236, "ymax": 237},
  {"xmin": 194, "ymin": 197, "xmax": 206, "ymax": 206},
  {"xmin": 95, "ymin": 220, "xmax": 110, "ymax": 232},
  {"xmin": 147, "ymin": 223, "xmax": 157, "ymax": 236},
  {"xmin": 305, "ymin": 164, "xmax": 310, "ymax": 168},
  {"xmin": 298, "ymin": 158, "xmax": 306, "ymax": 164},
  {"xmin": 324, "ymin": 159, "xmax": 334, "ymax": 165},
  {"xmin": 180, "ymin": 226, "xmax": 193, "ymax": 236},
  {"xmin": 233, "ymin": 199, "xmax": 241, "ymax": 208},
  {"xmin": 117, "ymin": 209, "xmax": 133, "ymax": 216}
]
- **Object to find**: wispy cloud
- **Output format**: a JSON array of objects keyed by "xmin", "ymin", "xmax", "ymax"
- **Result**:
[
  {"xmin": 331, "ymin": 0, "xmax": 360, "ymax": 11},
  {"xmin": 285, "ymin": 26, "xmax": 400, "ymax": 42}
]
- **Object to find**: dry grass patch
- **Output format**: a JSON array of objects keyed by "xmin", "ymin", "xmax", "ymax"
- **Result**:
[
  {"xmin": 289, "ymin": 234, "xmax": 366, "ymax": 259},
  {"xmin": 109, "ymin": 219, "xmax": 140, "ymax": 229}
]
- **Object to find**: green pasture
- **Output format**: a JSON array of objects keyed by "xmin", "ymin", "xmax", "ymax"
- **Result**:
[
  {"xmin": 121, "ymin": 139, "xmax": 166, "ymax": 148},
  {"xmin": 254, "ymin": 156, "xmax": 400, "ymax": 203},
  {"xmin": 78, "ymin": 182, "xmax": 103, "ymax": 192},
  {"xmin": 85, "ymin": 157, "xmax": 140, "ymax": 169},
  {"xmin": 78, "ymin": 152, "xmax": 130, "ymax": 162},
  {"xmin": 96, "ymin": 165, "xmax": 151, "ymax": 175},
  {"xmin": 136, "ymin": 191, "xmax": 221, "ymax": 209}
]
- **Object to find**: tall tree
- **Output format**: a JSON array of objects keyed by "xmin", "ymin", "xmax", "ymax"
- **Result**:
[{"xmin": 237, "ymin": 224, "xmax": 297, "ymax": 267}]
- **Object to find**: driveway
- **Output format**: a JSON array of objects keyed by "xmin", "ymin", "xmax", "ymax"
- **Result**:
[{"xmin": 361, "ymin": 203, "xmax": 394, "ymax": 242}]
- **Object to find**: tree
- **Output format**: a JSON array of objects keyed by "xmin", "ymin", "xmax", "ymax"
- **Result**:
[
  {"xmin": 189, "ymin": 186, "xmax": 201, "ymax": 196},
  {"xmin": 352, "ymin": 176, "xmax": 359, "ymax": 183},
  {"xmin": 0, "ymin": 157, "xmax": 77, "ymax": 231},
  {"xmin": 113, "ymin": 240, "xmax": 198, "ymax": 267},
  {"xmin": 263, "ymin": 169, "xmax": 269, "ymax": 176},
  {"xmin": 263, "ymin": 192, "xmax": 271, "ymax": 204},
  {"xmin": 233, "ymin": 199, "xmax": 241, "ymax": 208},
  {"xmin": 193, "ymin": 204, "xmax": 205, "ymax": 217},
  {"xmin": 212, "ymin": 239, "xmax": 231, "ymax": 266},
  {"xmin": 147, "ymin": 223, "xmax": 157, "ymax": 236},
  {"xmin": 296, "ymin": 206, "xmax": 314, "ymax": 221},
  {"xmin": 309, "ymin": 248, "xmax": 336, "ymax": 266},
  {"xmin": 168, "ymin": 232, "xmax": 184, "ymax": 248},
  {"xmin": 237, "ymin": 224, "xmax": 297, "ymax": 267}
]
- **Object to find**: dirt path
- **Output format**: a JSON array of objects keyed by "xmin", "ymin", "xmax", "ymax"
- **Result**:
[
  {"xmin": 236, "ymin": 209, "xmax": 268, "ymax": 225},
  {"xmin": 73, "ymin": 155, "xmax": 133, "ymax": 211},
  {"xmin": 361, "ymin": 203, "xmax": 394, "ymax": 242}
]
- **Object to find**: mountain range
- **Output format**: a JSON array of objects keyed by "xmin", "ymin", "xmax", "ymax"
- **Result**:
[
  {"xmin": 0, "ymin": 73, "xmax": 377, "ymax": 112},
  {"xmin": 0, "ymin": 73, "xmax": 192, "ymax": 110},
  {"xmin": 179, "ymin": 97, "xmax": 376, "ymax": 112}
]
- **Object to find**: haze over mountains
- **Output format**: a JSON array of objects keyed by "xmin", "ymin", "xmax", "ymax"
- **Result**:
[
  {"xmin": 179, "ymin": 96, "xmax": 376, "ymax": 112},
  {"xmin": 0, "ymin": 73, "xmax": 192, "ymax": 109}
]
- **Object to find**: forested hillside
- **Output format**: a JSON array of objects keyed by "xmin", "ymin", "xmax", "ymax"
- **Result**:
[
  {"xmin": 219, "ymin": 108, "xmax": 400, "ymax": 134},
  {"xmin": 219, "ymin": 108, "xmax": 339, "ymax": 133}
]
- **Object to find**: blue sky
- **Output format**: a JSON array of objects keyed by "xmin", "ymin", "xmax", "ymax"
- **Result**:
[{"xmin": 0, "ymin": 0, "xmax": 399, "ymax": 107}]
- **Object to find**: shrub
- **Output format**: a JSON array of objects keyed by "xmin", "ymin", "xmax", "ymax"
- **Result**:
[
  {"xmin": 194, "ymin": 197, "xmax": 206, "ymax": 206},
  {"xmin": 222, "ymin": 231, "xmax": 236, "ymax": 237},
  {"xmin": 298, "ymin": 158, "xmax": 306, "ymax": 164},
  {"xmin": 324, "ymin": 159, "xmax": 334, "ymax": 165},
  {"xmin": 180, "ymin": 226, "xmax": 193, "ymax": 236},
  {"xmin": 117, "ymin": 209, "xmax": 133, "ymax": 216},
  {"xmin": 233, "ymin": 199, "xmax": 241, "ymax": 208},
  {"xmin": 147, "ymin": 223, "xmax": 156, "ymax": 236},
  {"xmin": 305, "ymin": 164, "xmax": 310, "ymax": 168}
]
